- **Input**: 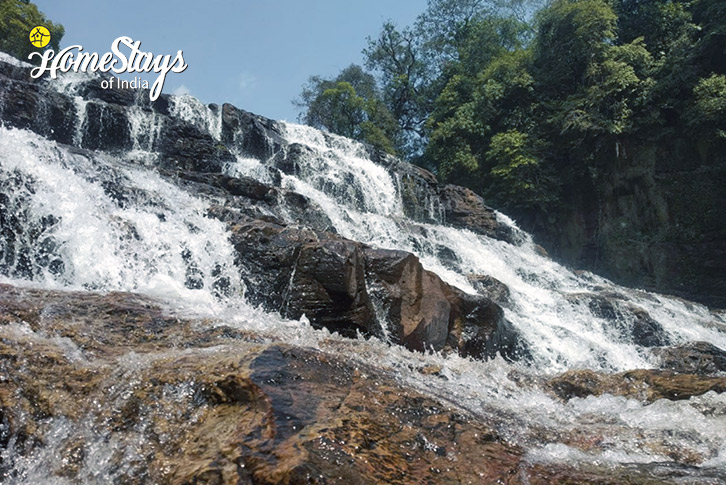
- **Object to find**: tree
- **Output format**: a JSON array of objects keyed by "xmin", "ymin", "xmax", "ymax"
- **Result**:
[
  {"xmin": 487, "ymin": 130, "xmax": 556, "ymax": 209},
  {"xmin": 363, "ymin": 21, "xmax": 430, "ymax": 156},
  {"xmin": 687, "ymin": 74, "xmax": 726, "ymax": 139},
  {"xmin": 295, "ymin": 65, "xmax": 398, "ymax": 154},
  {"xmin": 532, "ymin": 0, "xmax": 618, "ymax": 98},
  {"xmin": 362, "ymin": 1, "xmax": 537, "ymax": 159},
  {"xmin": 690, "ymin": 0, "xmax": 726, "ymax": 75},
  {"xmin": 0, "ymin": 0, "xmax": 64, "ymax": 64},
  {"xmin": 424, "ymin": 14, "xmax": 536, "ymax": 192}
]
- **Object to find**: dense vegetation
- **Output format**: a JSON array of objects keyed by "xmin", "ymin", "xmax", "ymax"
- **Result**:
[
  {"xmin": 296, "ymin": 0, "xmax": 726, "ymax": 215},
  {"xmin": 0, "ymin": 0, "xmax": 64, "ymax": 63}
]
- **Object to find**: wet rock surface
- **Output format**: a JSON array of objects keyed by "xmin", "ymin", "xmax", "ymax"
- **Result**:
[
  {"xmin": 0, "ymin": 56, "xmax": 515, "ymax": 245},
  {"xmin": 547, "ymin": 369, "xmax": 726, "ymax": 403},
  {"xmin": 0, "ymin": 284, "xmax": 522, "ymax": 484},
  {"xmin": 0, "ymin": 56, "xmax": 521, "ymax": 361},
  {"xmin": 440, "ymin": 184, "xmax": 516, "ymax": 242},
  {"xmin": 0, "ymin": 57, "xmax": 522, "ymax": 360},
  {"xmin": 468, "ymin": 274, "xmax": 512, "ymax": 307},
  {"xmin": 3, "ymin": 54, "xmax": 726, "ymax": 483},
  {"xmin": 654, "ymin": 341, "xmax": 726, "ymax": 375},
  {"xmin": 2, "ymin": 284, "xmax": 723, "ymax": 484},
  {"xmin": 566, "ymin": 291, "xmax": 671, "ymax": 347}
]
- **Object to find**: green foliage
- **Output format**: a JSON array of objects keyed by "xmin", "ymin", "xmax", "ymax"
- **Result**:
[
  {"xmin": 691, "ymin": 0, "xmax": 726, "ymax": 74},
  {"xmin": 363, "ymin": 21, "xmax": 432, "ymax": 156},
  {"xmin": 0, "ymin": 0, "xmax": 64, "ymax": 64},
  {"xmin": 487, "ymin": 130, "xmax": 556, "ymax": 209},
  {"xmin": 295, "ymin": 65, "xmax": 398, "ymax": 154},
  {"xmin": 688, "ymin": 74, "xmax": 726, "ymax": 138},
  {"xmin": 533, "ymin": 0, "xmax": 617, "ymax": 97}
]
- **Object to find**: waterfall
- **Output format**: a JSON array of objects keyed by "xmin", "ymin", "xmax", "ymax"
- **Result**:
[
  {"xmin": 1, "ymin": 58, "xmax": 726, "ymax": 478},
  {"xmin": 0, "ymin": 127, "xmax": 242, "ymax": 313},
  {"xmin": 270, "ymin": 122, "xmax": 725, "ymax": 372}
]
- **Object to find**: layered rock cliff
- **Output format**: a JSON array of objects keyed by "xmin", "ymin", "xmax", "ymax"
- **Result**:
[{"xmin": 521, "ymin": 136, "xmax": 726, "ymax": 309}]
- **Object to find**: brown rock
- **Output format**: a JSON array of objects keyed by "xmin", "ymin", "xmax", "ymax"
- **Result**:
[
  {"xmin": 548, "ymin": 368, "xmax": 726, "ymax": 403},
  {"xmin": 230, "ymin": 220, "xmax": 518, "ymax": 359},
  {"xmin": 467, "ymin": 274, "xmax": 512, "ymax": 306},
  {"xmin": 363, "ymin": 248, "xmax": 450, "ymax": 351},
  {"xmin": 0, "ymin": 284, "xmax": 524, "ymax": 484},
  {"xmin": 440, "ymin": 184, "xmax": 517, "ymax": 243},
  {"xmin": 230, "ymin": 220, "xmax": 374, "ymax": 338}
]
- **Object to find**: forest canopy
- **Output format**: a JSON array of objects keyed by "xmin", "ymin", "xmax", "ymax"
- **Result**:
[{"xmin": 295, "ymin": 0, "xmax": 726, "ymax": 214}]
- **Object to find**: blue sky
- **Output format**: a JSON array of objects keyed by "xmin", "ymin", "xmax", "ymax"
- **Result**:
[{"xmin": 34, "ymin": 0, "xmax": 426, "ymax": 122}]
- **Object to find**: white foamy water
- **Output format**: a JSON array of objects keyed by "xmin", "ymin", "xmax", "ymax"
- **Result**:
[
  {"xmin": 169, "ymin": 94, "xmax": 222, "ymax": 141},
  {"xmin": 0, "ymin": 126, "xmax": 241, "ymax": 313},
  {"xmin": 278, "ymin": 122, "xmax": 726, "ymax": 373}
]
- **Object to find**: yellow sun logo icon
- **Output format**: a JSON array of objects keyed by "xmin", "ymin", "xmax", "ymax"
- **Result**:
[{"xmin": 29, "ymin": 26, "xmax": 51, "ymax": 48}]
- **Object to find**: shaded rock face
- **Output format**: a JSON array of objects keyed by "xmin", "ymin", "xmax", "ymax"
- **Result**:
[
  {"xmin": 171, "ymin": 170, "xmax": 336, "ymax": 233},
  {"xmin": 0, "ymin": 285, "xmax": 527, "ymax": 484},
  {"xmin": 156, "ymin": 118, "xmax": 235, "ymax": 172},
  {"xmin": 0, "ymin": 75, "xmax": 77, "ymax": 146},
  {"xmin": 369, "ymin": 149, "xmax": 442, "ymax": 223},
  {"xmin": 519, "ymin": 137, "xmax": 726, "ymax": 309}
]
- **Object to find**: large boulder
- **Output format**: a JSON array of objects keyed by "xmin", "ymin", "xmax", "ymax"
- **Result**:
[
  {"xmin": 446, "ymin": 288, "xmax": 525, "ymax": 361},
  {"xmin": 229, "ymin": 220, "xmax": 519, "ymax": 359},
  {"xmin": 363, "ymin": 248, "xmax": 452, "ymax": 351},
  {"xmin": 229, "ymin": 220, "xmax": 374, "ymax": 337}
]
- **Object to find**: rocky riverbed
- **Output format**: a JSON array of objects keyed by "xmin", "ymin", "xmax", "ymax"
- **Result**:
[{"xmin": 2, "ymin": 284, "xmax": 726, "ymax": 483}]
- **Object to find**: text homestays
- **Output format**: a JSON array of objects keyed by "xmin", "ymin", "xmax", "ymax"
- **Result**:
[{"xmin": 28, "ymin": 36, "xmax": 188, "ymax": 101}]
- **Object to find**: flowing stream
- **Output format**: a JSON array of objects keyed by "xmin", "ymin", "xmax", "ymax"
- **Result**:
[{"xmin": 1, "ymin": 65, "xmax": 726, "ymax": 480}]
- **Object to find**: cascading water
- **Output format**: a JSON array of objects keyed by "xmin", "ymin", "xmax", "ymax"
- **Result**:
[
  {"xmin": 2, "ymin": 59, "xmax": 726, "ymax": 481},
  {"xmin": 0, "ymin": 127, "xmax": 243, "ymax": 312},
  {"xmin": 270, "ymin": 122, "xmax": 726, "ymax": 372}
]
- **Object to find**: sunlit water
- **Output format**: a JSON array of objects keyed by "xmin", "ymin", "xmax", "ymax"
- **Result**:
[{"xmin": 1, "ymin": 68, "xmax": 725, "ymax": 479}]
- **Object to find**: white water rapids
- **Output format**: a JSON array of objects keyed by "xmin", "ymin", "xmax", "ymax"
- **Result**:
[{"xmin": 1, "ymin": 72, "xmax": 726, "ymax": 480}]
